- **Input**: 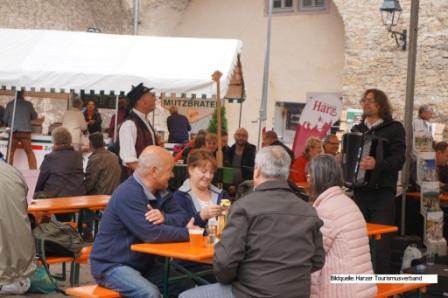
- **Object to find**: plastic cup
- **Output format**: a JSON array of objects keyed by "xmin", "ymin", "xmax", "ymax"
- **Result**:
[
  {"xmin": 426, "ymin": 251, "xmax": 435, "ymax": 266},
  {"xmin": 189, "ymin": 228, "xmax": 204, "ymax": 249}
]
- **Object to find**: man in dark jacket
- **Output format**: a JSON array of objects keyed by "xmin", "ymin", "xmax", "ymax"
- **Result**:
[
  {"xmin": 180, "ymin": 146, "xmax": 325, "ymax": 298},
  {"xmin": 351, "ymin": 89, "xmax": 405, "ymax": 274},
  {"xmin": 34, "ymin": 127, "xmax": 86, "ymax": 222},
  {"xmin": 167, "ymin": 106, "xmax": 191, "ymax": 144},
  {"xmin": 85, "ymin": 133, "xmax": 121, "ymax": 195},
  {"xmin": 225, "ymin": 128, "xmax": 256, "ymax": 187},
  {"xmin": 90, "ymin": 146, "xmax": 192, "ymax": 298}
]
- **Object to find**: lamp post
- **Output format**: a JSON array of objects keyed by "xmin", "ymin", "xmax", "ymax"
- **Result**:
[
  {"xmin": 380, "ymin": 0, "xmax": 407, "ymax": 50},
  {"xmin": 385, "ymin": 0, "xmax": 419, "ymax": 236}
]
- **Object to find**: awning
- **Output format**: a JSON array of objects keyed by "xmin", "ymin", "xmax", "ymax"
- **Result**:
[{"xmin": 0, "ymin": 29, "xmax": 244, "ymax": 100}]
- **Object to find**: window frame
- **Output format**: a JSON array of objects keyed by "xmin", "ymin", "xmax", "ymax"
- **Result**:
[{"xmin": 299, "ymin": 0, "xmax": 327, "ymax": 12}]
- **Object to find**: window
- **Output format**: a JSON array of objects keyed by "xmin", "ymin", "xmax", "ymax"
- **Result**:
[
  {"xmin": 273, "ymin": 0, "xmax": 294, "ymax": 12},
  {"xmin": 299, "ymin": 0, "xmax": 327, "ymax": 11}
]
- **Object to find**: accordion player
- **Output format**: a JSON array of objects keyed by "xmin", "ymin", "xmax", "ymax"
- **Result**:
[{"xmin": 341, "ymin": 132, "xmax": 384, "ymax": 188}]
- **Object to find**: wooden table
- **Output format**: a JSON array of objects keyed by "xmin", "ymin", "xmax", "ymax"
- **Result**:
[
  {"xmin": 367, "ymin": 223, "xmax": 399, "ymax": 240},
  {"xmin": 367, "ymin": 223, "xmax": 398, "ymax": 273},
  {"xmin": 407, "ymin": 192, "xmax": 448, "ymax": 202},
  {"xmin": 28, "ymin": 195, "xmax": 111, "ymax": 235},
  {"xmin": 131, "ymin": 237, "xmax": 213, "ymax": 297},
  {"xmin": 28, "ymin": 195, "xmax": 111, "ymax": 214}
]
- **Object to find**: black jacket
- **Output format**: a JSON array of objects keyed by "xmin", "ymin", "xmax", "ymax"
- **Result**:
[
  {"xmin": 225, "ymin": 143, "xmax": 256, "ymax": 182},
  {"xmin": 35, "ymin": 146, "xmax": 86, "ymax": 197},
  {"xmin": 351, "ymin": 119, "xmax": 406, "ymax": 190}
]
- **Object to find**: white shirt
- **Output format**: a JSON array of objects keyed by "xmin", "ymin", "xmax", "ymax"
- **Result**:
[
  {"xmin": 364, "ymin": 118, "xmax": 383, "ymax": 130},
  {"xmin": 413, "ymin": 117, "xmax": 433, "ymax": 138},
  {"xmin": 62, "ymin": 108, "xmax": 87, "ymax": 145},
  {"xmin": 119, "ymin": 108, "xmax": 155, "ymax": 165}
]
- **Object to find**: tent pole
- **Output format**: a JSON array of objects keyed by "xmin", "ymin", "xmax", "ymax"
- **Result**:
[
  {"xmin": 400, "ymin": 0, "xmax": 420, "ymax": 236},
  {"xmin": 133, "ymin": 0, "xmax": 140, "ymax": 35},
  {"xmin": 113, "ymin": 95, "xmax": 119, "ymax": 143},
  {"xmin": 257, "ymin": 0, "xmax": 273, "ymax": 149},
  {"xmin": 239, "ymin": 100, "xmax": 243, "ymax": 128},
  {"xmin": 212, "ymin": 71, "xmax": 223, "ymax": 167},
  {"xmin": 7, "ymin": 90, "xmax": 19, "ymax": 165}
]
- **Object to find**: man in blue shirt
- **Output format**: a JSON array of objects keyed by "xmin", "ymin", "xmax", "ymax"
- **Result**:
[{"xmin": 90, "ymin": 146, "xmax": 192, "ymax": 297}]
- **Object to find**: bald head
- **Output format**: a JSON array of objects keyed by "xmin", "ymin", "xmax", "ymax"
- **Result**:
[
  {"xmin": 137, "ymin": 146, "xmax": 173, "ymax": 174},
  {"xmin": 234, "ymin": 128, "xmax": 249, "ymax": 146},
  {"xmin": 137, "ymin": 146, "xmax": 175, "ymax": 192}
]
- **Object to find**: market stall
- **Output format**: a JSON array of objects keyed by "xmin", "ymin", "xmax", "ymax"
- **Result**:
[{"xmin": 0, "ymin": 28, "xmax": 245, "ymax": 169}]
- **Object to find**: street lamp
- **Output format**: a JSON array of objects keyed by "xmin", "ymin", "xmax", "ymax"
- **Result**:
[{"xmin": 380, "ymin": 0, "xmax": 407, "ymax": 50}]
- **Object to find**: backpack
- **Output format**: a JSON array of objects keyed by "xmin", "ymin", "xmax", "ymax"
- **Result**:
[{"xmin": 33, "ymin": 221, "xmax": 84, "ymax": 258}]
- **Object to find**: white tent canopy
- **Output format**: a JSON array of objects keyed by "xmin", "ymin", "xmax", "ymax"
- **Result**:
[{"xmin": 0, "ymin": 29, "xmax": 243, "ymax": 98}]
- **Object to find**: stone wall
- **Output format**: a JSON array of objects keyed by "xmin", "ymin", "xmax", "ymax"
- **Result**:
[
  {"xmin": 332, "ymin": 0, "xmax": 448, "ymax": 125},
  {"xmin": 0, "ymin": 0, "xmax": 132, "ymax": 34}
]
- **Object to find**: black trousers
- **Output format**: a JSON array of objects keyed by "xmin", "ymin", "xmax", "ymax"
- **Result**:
[{"xmin": 354, "ymin": 187, "xmax": 395, "ymax": 274}]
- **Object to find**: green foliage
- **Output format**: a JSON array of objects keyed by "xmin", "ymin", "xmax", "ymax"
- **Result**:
[{"xmin": 207, "ymin": 106, "xmax": 228, "ymax": 134}]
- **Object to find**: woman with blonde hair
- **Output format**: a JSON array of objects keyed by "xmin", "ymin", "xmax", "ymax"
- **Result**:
[
  {"xmin": 289, "ymin": 136, "xmax": 321, "ymax": 183},
  {"xmin": 308, "ymin": 154, "xmax": 376, "ymax": 298}
]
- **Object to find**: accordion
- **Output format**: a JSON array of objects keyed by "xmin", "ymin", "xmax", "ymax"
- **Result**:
[{"xmin": 341, "ymin": 132, "xmax": 381, "ymax": 188}]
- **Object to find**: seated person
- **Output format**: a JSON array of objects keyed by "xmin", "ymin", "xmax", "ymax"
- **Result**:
[
  {"xmin": 182, "ymin": 133, "xmax": 206, "ymax": 163},
  {"xmin": 205, "ymin": 133, "xmax": 218, "ymax": 156},
  {"xmin": 174, "ymin": 129, "xmax": 207, "ymax": 162},
  {"xmin": 180, "ymin": 146, "xmax": 324, "ymax": 298},
  {"xmin": 35, "ymin": 127, "xmax": 86, "ymax": 222},
  {"xmin": 262, "ymin": 130, "xmax": 295, "ymax": 163},
  {"xmin": 90, "ymin": 146, "xmax": 192, "ymax": 298},
  {"xmin": 0, "ymin": 161, "xmax": 35, "ymax": 295},
  {"xmin": 83, "ymin": 132, "xmax": 121, "ymax": 241},
  {"xmin": 174, "ymin": 149, "xmax": 225, "ymax": 228},
  {"xmin": 308, "ymin": 155, "xmax": 376, "ymax": 298},
  {"xmin": 289, "ymin": 136, "xmax": 322, "ymax": 183}
]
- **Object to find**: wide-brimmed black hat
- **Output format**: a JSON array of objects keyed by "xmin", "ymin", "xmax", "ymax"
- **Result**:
[{"xmin": 126, "ymin": 83, "xmax": 153, "ymax": 109}]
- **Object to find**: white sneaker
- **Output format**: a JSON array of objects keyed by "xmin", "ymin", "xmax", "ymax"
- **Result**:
[{"xmin": 0, "ymin": 278, "xmax": 31, "ymax": 295}]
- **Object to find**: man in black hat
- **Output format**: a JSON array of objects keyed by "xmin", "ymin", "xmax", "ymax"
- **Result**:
[{"xmin": 119, "ymin": 83, "xmax": 157, "ymax": 176}]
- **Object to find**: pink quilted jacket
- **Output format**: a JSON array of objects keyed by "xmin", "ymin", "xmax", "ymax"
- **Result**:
[{"xmin": 310, "ymin": 186, "xmax": 377, "ymax": 298}]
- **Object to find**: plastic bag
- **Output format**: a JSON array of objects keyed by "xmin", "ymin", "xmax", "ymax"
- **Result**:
[{"xmin": 28, "ymin": 265, "xmax": 58, "ymax": 294}]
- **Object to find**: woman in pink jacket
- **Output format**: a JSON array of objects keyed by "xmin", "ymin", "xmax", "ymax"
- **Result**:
[{"xmin": 308, "ymin": 154, "xmax": 377, "ymax": 298}]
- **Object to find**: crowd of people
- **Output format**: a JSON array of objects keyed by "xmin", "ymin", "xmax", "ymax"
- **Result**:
[{"xmin": 1, "ymin": 84, "xmax": 447, "ymax": 297}]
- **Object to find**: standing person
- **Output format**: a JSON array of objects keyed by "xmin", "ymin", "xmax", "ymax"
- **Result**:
[
  {"xmin": 262, "ymin": 130, "xmax": 295, "ymax": 163},
  {"xmin": 225, "ymin": 128, "xmax": 256, "ymax": 187},
  {"xmin": 34, "ymin": 127, "xmax": 86, "ymax": 222},
  {"xmin": 351, "ymin": 88, "xmax": 405, "ymax": 273},
  {"xmin": 90, "ymin": 146, "xmax": 191, "ymax": 297},
  {"xmin": 0, "ymin": 104, "xmax": 5, "ymax": 127},
  {"xmin": 413, "ymin": 104, "xmax": 434, "ymax": 139},
  {"xmin": 289, "ymin": 137, "xmax": 322, "ymax": 183},
  {"xmin": 167, "ymin": 106, "xmax": 191, "ymax": 144},
  {"xmin": 322, "ymin": 134, "xmax": 340, "ymax": 157},
  {"xmin": 119, "ymin": 83, "xmax": 157, "ymax": 177},
  {"xmin": 3, "ymin": 91, "xmax": 39, "ymax": 169},
  {"xmin": 62, "ymin": 97, "xmax": 88, "ymax": 151},
  {"xmin": 180, "ymin": 146, "xmax": 324, "ymax": 298},
  {"xmin": 0, "ymin": 161, "xmax": 35, "ymax": 295},
  {"xmin": 308, "ymin": 155, "xmax": 376, "ymax": 298},
  {"xmin": 83, "ymin": 100, "xmax": 103, "ymax": 134},
  {"xmin": 108, "ymin": 97, "xmax": 128, "ymax": 142}
]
